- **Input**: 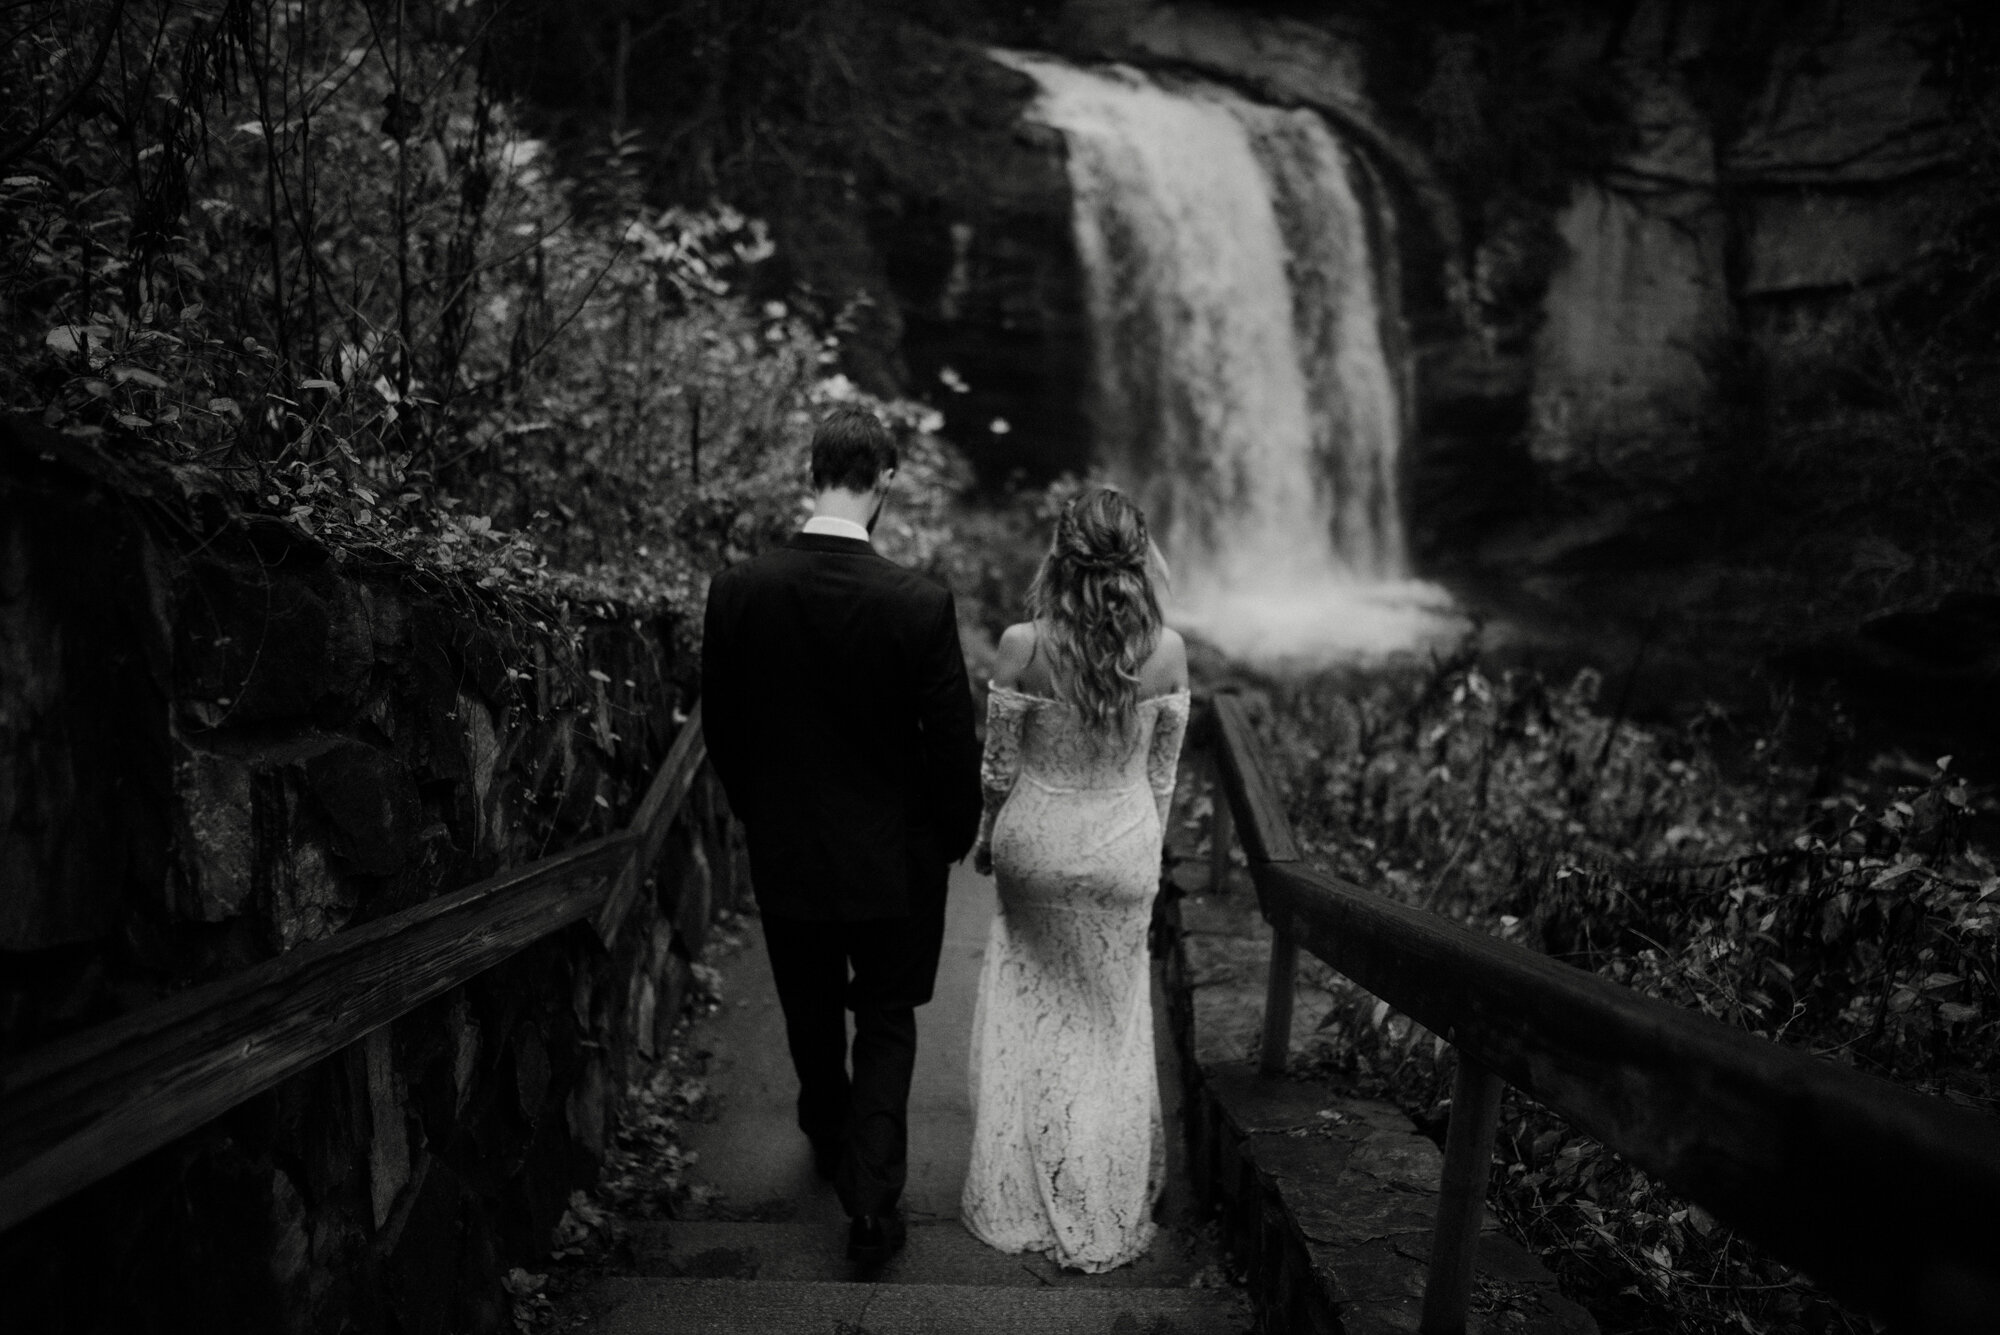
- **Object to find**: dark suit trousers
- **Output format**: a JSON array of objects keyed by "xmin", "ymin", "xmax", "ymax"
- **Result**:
[{"xmin": 760, "ymin": 893, "xmax": 948, "ymax": 1219}]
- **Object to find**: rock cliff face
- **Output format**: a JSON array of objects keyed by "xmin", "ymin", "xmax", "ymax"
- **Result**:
[
  {"xmin": 0, "ymin": 418, "xmax": 743, "ymax": 1335},
  {"xmin": 895, "ymin": 0, "xmax": 1961, "ymax": 558},
  {"xmin": 866, "ymin": 85, "xmax": 1092, "ymax": 486},
  {"xmin": 1527, "ymin": 1, "xmax": 1957, "ymax": 489},
  {"xmin": 1529, "ymin": 44, "xmax": 1730, "ymax": 486}
]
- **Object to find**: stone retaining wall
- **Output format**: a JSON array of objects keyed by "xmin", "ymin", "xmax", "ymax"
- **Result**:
[{"xmin": 0, "ymin": 417, "xmax": 745, "ymax": 1334}]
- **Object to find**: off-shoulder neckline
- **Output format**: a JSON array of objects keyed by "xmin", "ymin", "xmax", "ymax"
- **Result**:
[{"xmin": 987, "ymin": 682, "xmax": 1190, "ymax": 708}]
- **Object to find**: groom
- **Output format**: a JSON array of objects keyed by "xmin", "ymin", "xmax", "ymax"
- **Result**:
[{"xmin": 700, "ymin": 406, "xmax": 982, "ymax": 1265}]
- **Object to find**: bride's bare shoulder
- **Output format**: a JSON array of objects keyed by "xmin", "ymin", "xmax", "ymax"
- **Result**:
[{"xmin": 991, "ymin": 622, "xmax": 1038, "ymax": 689}]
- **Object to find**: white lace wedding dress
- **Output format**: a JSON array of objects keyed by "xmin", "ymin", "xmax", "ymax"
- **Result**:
[{"xmin": 960, "ymin": 683, "xmax": 1191, "ymax": 1272}]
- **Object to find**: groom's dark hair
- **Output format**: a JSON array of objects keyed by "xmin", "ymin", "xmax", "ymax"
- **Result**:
[{"xmin": 810, "ymin": 407, "xmax": 897, "ymax": 493}]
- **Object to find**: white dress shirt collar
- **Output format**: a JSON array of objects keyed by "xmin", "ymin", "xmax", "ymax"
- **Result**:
[{"xmin": 802, "ymin": 515, "xmax": 872, "ymax": 545}]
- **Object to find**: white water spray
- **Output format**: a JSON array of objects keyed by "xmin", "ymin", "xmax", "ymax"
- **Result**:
[{"xmin": 997, "ymin": 54, "xmax": 1459, "ymax": 662}]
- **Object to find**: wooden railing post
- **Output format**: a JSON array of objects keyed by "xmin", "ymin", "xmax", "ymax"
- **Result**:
[
  {"xmin": 1419, "ymin": 1053, "xmax": 1505, "ymax": 1335},
  {"xmin": 1258, "ymin": 908, "xmax": 1297, "ymax": 1077},
  {"xmin": 1209, "ymin": 756, "xmax": 1235, "ymax": 897}
]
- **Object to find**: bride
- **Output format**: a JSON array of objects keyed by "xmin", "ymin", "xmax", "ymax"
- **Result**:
[{"xmin": 960, "ymin": 487, "xmax": 1190, "ymax": 1273}]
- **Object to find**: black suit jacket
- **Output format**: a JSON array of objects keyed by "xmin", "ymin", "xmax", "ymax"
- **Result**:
[{"xmin": 701, "ymin": 532, "xmax": 982, "ymax": 921}]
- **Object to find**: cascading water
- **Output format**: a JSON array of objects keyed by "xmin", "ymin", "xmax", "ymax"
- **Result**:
[{"xmin": 997, "ymin": 53, "xmax": 1458, "ymax": 661}]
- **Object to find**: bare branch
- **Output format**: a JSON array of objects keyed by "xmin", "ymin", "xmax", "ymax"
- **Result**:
[
  {"xmin": 455, "ymin": 232, "xmax": 631, "ymax": 399},
  {"xmin": 412, "ymin": 209, "xmax": 578, "ymax": 347}
]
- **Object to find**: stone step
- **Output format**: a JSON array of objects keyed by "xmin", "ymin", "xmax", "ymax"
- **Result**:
[
  {"xmin": 621, "ymin": 1218, "xmax": 1218, "ymax": 1289},
  {"xmin": 582, "ymin": 1276, "xmax": 1254, "ymax": 1335}
]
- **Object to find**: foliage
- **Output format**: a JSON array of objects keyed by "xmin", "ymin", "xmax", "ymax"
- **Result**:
[
  {"xmin": 591, "ymin": 952, "xmax": 730, "ymax": 1223},
  {"xmin": 1696, "ymin": 49, "xmax": 2000, "ymax": 624},
  {"xmin": 1258, "ymin": 647, "xmax": 1997, "ymax": 1334},
  {"xmin": 1663, "ymin": 9, "xmax": 2000, "ymax": 632},
  {"xmin": 1699, "ymin": 159, "xmax": 2000, "ymax": 627},
  {"xmin": 514, "ymin": 920, "xmax": 742, "ymax": 1332},
  {"xmin": 486, "ymin": 0, "xmax": 1053, "ymax": 396},
  {"xmin": 0, "ymin": 0, "xmax": 966, "ymax": 634}
]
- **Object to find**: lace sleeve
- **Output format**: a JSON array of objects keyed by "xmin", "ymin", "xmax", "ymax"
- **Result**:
[
  {"xmin": 1146, "ymin": 692, "xmax": 1191, "ymax": 836},
  {"xmin": 974, "ymin": 688, "xmax": 1032, "ymax": 860}
]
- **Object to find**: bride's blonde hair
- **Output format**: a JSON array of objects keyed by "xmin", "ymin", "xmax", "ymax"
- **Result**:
[{"xmin": 1026, "ymin": 488, "xmax": 1164, "ymax": 737}]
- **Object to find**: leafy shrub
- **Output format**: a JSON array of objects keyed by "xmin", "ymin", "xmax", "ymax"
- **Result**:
[
  {"xmin": 0, "ymin": 0, "xmax": 964, "ymax": 631},
  {"xmin": 1257, "ymin": 650, "xmax": 1997, "ymax": 1334}
]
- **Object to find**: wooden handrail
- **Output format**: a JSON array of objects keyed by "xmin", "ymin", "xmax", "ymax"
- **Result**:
[
  {"xmin": 0, "ymin": 706, "xmax": 706, "ymax": 1234},
  {"xmin": 1204, "ymin": 692, "xmax": 2000, "ymax": 1335},
  {"xmin": 1209, "ymin": 693, "xmax": 1298, "ymax": 863},
  {"xmin": 593, "ymin": 705, "xmax": 710, "ymax": 945},
  {"xmin": 1209, "ymin": 696, "xmax": 1302, "ymax": 1075}
]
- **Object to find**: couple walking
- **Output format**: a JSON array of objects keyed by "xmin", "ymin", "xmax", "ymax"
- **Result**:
[{"xmin": 701, "ymin": 407, "xmax": 1189, "ymax": 1273}]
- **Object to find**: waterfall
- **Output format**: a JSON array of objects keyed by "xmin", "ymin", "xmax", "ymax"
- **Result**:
[{"xmin": 997, "ymin": 53, "xmax": 1457, "ymax": 661}]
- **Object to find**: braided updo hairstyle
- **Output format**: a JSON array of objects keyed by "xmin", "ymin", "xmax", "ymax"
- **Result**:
[{"xmin": 1026, "ymin": 488, "xmax": 1164, "ymax": 739}]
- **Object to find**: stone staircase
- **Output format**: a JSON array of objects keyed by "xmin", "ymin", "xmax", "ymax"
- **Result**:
[
  {"xmin": 565, "ymin": 868, "xmax": 1251, "ymax": 1334},
  {"xmin": 552, "ymin": 840, "xmax": 1601, "ymax": 1334},
  {"xmin": 579, "ymin": 1218, "xmax": 1250, "ymax": 1334},
  {"xmin": 588, "ymin": 1279, "xmax": 1246, "ymax": 1335}
]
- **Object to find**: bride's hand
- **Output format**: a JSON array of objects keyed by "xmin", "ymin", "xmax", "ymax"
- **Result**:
[{"xmin": 972, "ymin": 844, "xmax": 993, "ymax": 876}]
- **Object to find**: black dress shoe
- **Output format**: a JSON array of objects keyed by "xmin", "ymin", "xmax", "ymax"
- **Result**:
[{"xmin": 846, "ymin": 1212, "xmax": 907, "ymax": 1267}]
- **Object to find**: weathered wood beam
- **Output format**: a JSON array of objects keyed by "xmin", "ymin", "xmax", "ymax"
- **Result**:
[
  {"xmin": 1208, "ymin": 696, "xmax": 2000, "ymax": 1332},
  {"xmin": 1209, "ymin": 693, "xmax": 1298, "ymax": 864},
  {"xmin": 1208, "ymin": 753, "xmax": 1235, "ymax": 898},
  {"xmin": 1420, "ymin": 1055, "xmax": 1504, "ymax": 1335},
  {"xmin": 593, "ymin": 703, "xmax": 708, "ymax": 946},
  {"xmin": 1257, "ymin": 908, "xmax": 1298, "ymax": 1077},
  {"xmin": 0, "ymin": 707, "xmax": 711, "ymax": 1233},
  {"xmin": 0, "ymin": 832, "xmax": 636, "ymax": 1233},
  {"xmin": 1254, "ymin": 858, "xmax": 2000, "ymax": 1335}
]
